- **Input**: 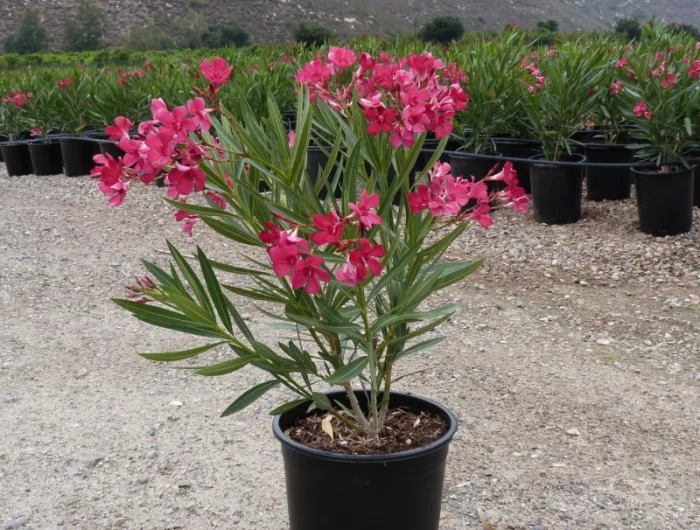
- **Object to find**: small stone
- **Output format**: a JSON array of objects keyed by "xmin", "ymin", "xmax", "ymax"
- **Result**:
[
  {"xmin": 566, "ymin": 428, "xmax": 581, "ymax": 437},
  {"xmin": 694, "ymin": 373, "xmax": 700, "ymax": 382},
  {"xmin": 552, "ymin": 462, "xmax": 567, "ymax": 468},
  {"xmin": 110, "ymin": 262, "xmax": 121, "ymax": 268},
  {"xmin": 112, "ymin": 518, "xmax": 126, "ymax": 528},
  {"xmin": 596, "ymin": 339, "xmax": 611, "ymax": 346},
  {"xmin": 515, "ymin": 300, "xmax": 525, "ymax": 308},
  {"xmin": 579, "ymin": 280, "xmax": 589, "ymax": 286},
  {"xmin": 86, "ymin": 457, "xmax": 104, "ymax": 468},
  {"xmin": 74, "ymin": 369, "xmax": 89, "ymax": 379},
  {"xmin": 6, "ymin": 519, "xmax": 27, "ymax": 529},
  {"xmin": 146, "ymin": 427, "xmax": 156, "ymax": 436},
  {"xmin": 231, "ymin": 508, "xmax": 243, "ymax": 517},
  {"xmin": 136, "ymin": 476, "xmax": 149, "ymax": 485},
  {"xmin": 169, "ymin": 400, "xmax": 183, "ymax": 407},
  {"xmin": 474, "ymin": 284, "xmax": 485, "ymax": 291},
  {"xmin": 146, "ymin": 449, "xmax": 158, "ymax": 459}
]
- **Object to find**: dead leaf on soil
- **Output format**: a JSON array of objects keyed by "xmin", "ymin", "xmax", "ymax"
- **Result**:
[{"xmin": 321, "ymin": 414, "xmax": 334, "ymax": 442}]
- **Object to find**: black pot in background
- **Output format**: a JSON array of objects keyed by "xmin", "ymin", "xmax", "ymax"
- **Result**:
[
  {"xmin": 60, "ymin": 138, "xmax": 96, "ymax": 177},
  {"xmin": 307, "ymin": 146, "xmax": 343, "ymax": 198},
  {"xmin": 492, "ymin": 138, "xmax": 541, "ymax": 194},
  {"xmin": 448, "ymin": 151, "xmax": 503, "ymax": 182},
  {"xmin": 583, "ymin": 143, "xmax": 634, "ymax": 201},
  {"xmin": 97, "ymin": 140, "xmax": 125, "ymax": 159},
  {"xmin": 530, "ymin": 154, "xmax": 586, "ymax": 225},
  {"xmin": 282, "ymin": 110, "xmax": 297, "ymax": 132},
  {"xmin": 274, "ymin": 390, "xmax": 458, "ymax": 530},
  {"xmin": 28, "ymin": 141, "xmax": 64, "ymax": 176},
  {"xmin": 1, "ymin": 142, "xmax": 33, "ymax": 176},
  {"xmin": 633, "ymin": 166, "xmax": 694, "ymax": 236}
]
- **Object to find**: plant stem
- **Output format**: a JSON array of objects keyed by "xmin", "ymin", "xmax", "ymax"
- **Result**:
[{"xmin": 343, "ymin": 383, "xmax": 372, "ymax": 432}]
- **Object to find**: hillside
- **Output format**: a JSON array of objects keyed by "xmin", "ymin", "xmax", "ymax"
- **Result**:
[{"xmin": 0, "ymin": 0, "xmax": 697, "ymax": 48}]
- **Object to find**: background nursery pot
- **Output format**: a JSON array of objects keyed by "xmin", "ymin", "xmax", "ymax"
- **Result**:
[
  {"xmin": 28, "ymin": 140, "xmax": 64, "ymax": 176},
  {"xmin": 273, "ymin": 390, "xmax": 458, "ymax": 530},
  {"xmin": 632, "ymin": 166, "xmax": 694, "ymax": 236},
  {"xmin": 583, "ymin": 143, "xmax": 634, "ymax": 201},
  {"xmin": 1, "ymin": 142, "xmax": 33, "ymax": 176},
  {"xmin": 529, "ymin": 154, "xmax": 586, "ymax": 225},
  {"xmin": 60, "ymin": 138, "xmax": 96, "ymax": 177}
]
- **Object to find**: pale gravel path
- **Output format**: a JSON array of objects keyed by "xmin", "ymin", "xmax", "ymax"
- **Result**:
[{"xmin": 1, "ymin": 171, "xmax": 699, "ymax": 530}]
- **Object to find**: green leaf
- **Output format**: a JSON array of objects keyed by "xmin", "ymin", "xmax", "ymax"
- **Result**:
[
  {"xmin": 311, "ymin": 392, "xmax": 333, "ymax": 411},
  {"xmin": 684, "ymin": 117, "xmax": 693, "ymax": 137},
  {"xmin": 371, "ymin": 304, "xmax": 460, "ymax": 334},
  {"xmin": 113, "ymin": 299, "xmax": 225, "ymax": 339},
  {"xmin": 324, "ymin": 356, "xmax": 369, "ymax": 385},
  {"xmin": 393, "ymin": 337, "xmax": 445, "ymax": 362},
  {"xmin": 221, "ymin": 380, "xmax": 280, "ymax": 417},
  {"xmin": 268, "ymin": 398, "xmax": 310, "ymax": 416},
  {"xmin": 196, "ymin": 247, "xmax": 233, "ymax": 333},
  {"xmin": 286, "ymin": 312, "xmax": 365, "ymax": 341},
  {"xmin": 167, "ymin": 241, "xmax": 214, "ymax": 314},
  {"xmin": 196, "ymin": 356, "xmax": 252, "ymax": 376},
  {"xmin": 138, "ymin": 341, "xmax": 227, "ymax": 362}
]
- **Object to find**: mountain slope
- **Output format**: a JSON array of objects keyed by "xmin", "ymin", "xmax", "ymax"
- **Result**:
[{"xmin": 0, "ymin": 0, "xmax": 696, "ymax": 48}]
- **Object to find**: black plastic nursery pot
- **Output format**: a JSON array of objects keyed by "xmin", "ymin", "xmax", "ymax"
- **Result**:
[
  {"xmin": 28, "ymin": 141, "xmax": 64, "ymax": 176},
  {"xmin": 1, "ymin": 142, "xmax": 33, "ymax": 176},
  {"xmin": 273, "ymin": 390, "xmax": 458, "ymax": 530},
  {"xmin": 307, "ymin": 146, "xmax": 341, "ymax": 198},
  {"xmin": 97, "ymin": 140, "xmax": 125, "ymax": 159},
  {"xmin": 448, "ymin": 151, "xmax": 503, "ymax": 183},
  {"xmin": 282, "ymin": 110, "xmax": 297, "ymax": 132},
  {"xmin": 492, "ymin": 137, "xmax": 541, "ymax": 194},
  {"xmin": 583, "ymin": 143, "xmax": 634, "ymax": 202},
  {"xmin": 529, "ymin": 154, "xmax": 586, "ymax": 225},
  {"xmin": 632, "ymin": 166, "xmax": 694, "ymax": 236},
  {"xmin": 60, "ymin": 138, "xmax": 96, "ymax": 177}
]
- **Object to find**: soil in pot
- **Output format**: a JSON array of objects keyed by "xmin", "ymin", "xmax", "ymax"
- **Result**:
[
  {"xmin": 274, "ymin": 390, "xmax": 457, "ymax": 530},
  {"xmin": 60, "ymin": 138, "xmax": 96, "ymax": 177},
  {"xmin": 493, "ymin": 138, "xmax": 541, "ymax": 194},
  {"xmin": 633, "ymin": 166, "xmax": 694, "ymax": 236},
  {"xmin": 530, "ymin": 154, "xmax": 585, "ymax": 225},
  {"xmin": 28, "ymin": 141, "xmax": 64, "ymax": 176},
  {"xmin": 584, "ymin": 143, "xmax": 634, "ymax": 201},
  {"xmin": 1, "ymin": 142, "xmax": 33, "ymax": 176}
]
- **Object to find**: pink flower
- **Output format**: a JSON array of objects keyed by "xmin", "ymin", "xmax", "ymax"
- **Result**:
[
  {"xmin": 348, "ymin": 238, "xmax": 384, "ymax": 277},
  {"xmin": 29, "ymin": 127, "xmax": 42, "ymax": 138},
  {"xmin": 291, "ymin": 255, "xmax": 330, "ymax": 294},
  {"xmin": 91, "ymin": 153, "xmax": 125, "ymax": 187},
  {"xmin": 57, "ymin": 78, "xmax": 73, "ymax": 90},
  {"xmin": 259, "ymin": 221, "xmax": 282, "ymax": 246},
  {"xmin": 467, "ymin": 203, "xmax": 493, "ymax": 229},
  {"xmin": 690, "ymin": 60, "xmax": 700, "ymax": 80},
  {"xmin": 328, "ymin": 47, "xmax": 357, "ymax": 70},
  {"xmin": 206, "ymin": 191, "xmax": 226, "ymax": 209},
  {"xmin": 165, "ymin": 164, "xmax": 206, "ymax": 197},
  {"xmin": 200, "ymin": 58, "xmax": 233, "ymax": 89},
  {"xmin": 287, "ymin": 131, "xmax": 296, "ymax": 148},
  {"xmin": 186, "ymin": 97, "xmax": 212, "ymax": 132},
  {"xmin": 407, "ymin": 185, "xmax": 431, "ymax": 214},
  {"xmin": 335, "ymin": 260, "xmax": 366, "ymax": 287},
  {"xmin": 615, "ymin": 58, "xmax": 628, "ymax": 69},
  {"xmin": 610, "ymin": 81, "xmax": 624, "ymax": 96},
  {"xmin": 634, "ymin": 102, "xmax": 648, "ymax": 117},
  {"xmin": 502, "ymin": 185, "xmax": 529, "ymax": 214},
  {"xmin": 311, "ymin": 211, "xmax": 345, "ymax": 246},
  {"xmin": 105, "ymin": 116, "xmax": 133, "ymax": 141},
  {"xmin": 153, "ymin": 104, "xmax": 195, "ymax": 142},
  {"xmin": 175, "ymin": 208, "xmax": 198, "ymax": 237},
  {"xmin": 145, "ymin": 128, "xmax": 176, "ymax": 170},
  {"xmin": 98, "ymin": 180, "xmax": 129, "ymax": 208},
  {"xmin": 268, "ymin": 239, "xmax": 302, "ymax": 278},
  {"xmin": 487, "ymin": 162, "xmax": 519, "ymax": 187},
  {"xmin": 349, "ymin": 190, "xmax": 382, "ymax": 229}
]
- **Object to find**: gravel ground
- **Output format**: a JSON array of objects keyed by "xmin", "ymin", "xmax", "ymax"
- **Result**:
[{"xmin": 1, "ymin": 170, "xmax": 699, "ymax": 530}]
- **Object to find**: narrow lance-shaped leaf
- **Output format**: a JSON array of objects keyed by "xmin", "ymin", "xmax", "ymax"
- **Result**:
[{"xmin": 221, "ymin": 380, "xmax": 280, "ymax": 417}]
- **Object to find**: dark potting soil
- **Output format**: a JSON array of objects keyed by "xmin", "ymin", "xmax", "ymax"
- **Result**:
[{"xmin": 286, "ymin": 407, "xmax": 448, "ymax": 456}]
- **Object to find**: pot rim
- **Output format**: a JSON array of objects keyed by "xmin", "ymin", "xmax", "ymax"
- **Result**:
[
  {"xmin": 631, "ymin": 164, "xmax": 696, "ymax": 177},
  {"xmin": 273, "ymin": 390, "xmax": 458, "ymax": 463},
  {"xmin": 492, "ymin": 137, "xmax": 542, "ymax": 147},
  {"xmin": 582, "ymin": 143, "xmax": 635, "ymax": 151},
  {"xmin": 0, "ymin": 140, "xmax": 30, "ymax": 148},
  {"xmin": 448, "ymin": 150, "xmax": 503, "ymax": 160},
  {"xmin": 529, "ymin": 153, "xmax": 586, "ymax": 167}
]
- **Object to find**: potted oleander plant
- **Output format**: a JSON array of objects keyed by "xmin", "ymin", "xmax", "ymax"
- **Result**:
[
  {"xmin": 622, "ymin": 32, "xmax": 700, "ymax": 235},
  {"xmin": 521, "ymin": 40, "xmax": 606, "ymax": 224},
  {"xmin": 24, "ymin": 75, "xmax": 64, "ymax": 176},
  {"xmin": 583, "ymin": 51, "xmax": 636, "ymax": 201},
  {"xmin": 54, "ymin": 71, "xmax": 95, "ymax": 176},
  {"xmin": 0, "ymin": 88, "xmax": 34, "ymax": 176},
  {"xmin": 92, "ymin": 51, "xmax": 528, "ymax": 530}
]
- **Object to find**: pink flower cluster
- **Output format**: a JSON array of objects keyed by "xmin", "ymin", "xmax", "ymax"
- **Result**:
[
  {"xmin": 258, "ymin": 190, "xmax": 385, "ymax": 294},
  {"xmin": 610, "ymin": 81, "xmax": 624, "ymax": 96},
  {"xmin": 295, "ymin": 48, "xmax": 469, "ymax": 148},
  {"xmin": 634, "ymin": 102, "xmax": 652, "ymax": 120},
  {"xmin": 690, "ymin": 60, "xmax": 700, "ymax": 80},
  {"xmin": 92, "ymin": 58, "xmax": 232, "ymax": 219},
  {"xmin": 407, "ymin": 162, "xmax": 528, "ymax": 228},
  {"xmin": 522, "ymin": 60, "xmax": 546, "ymax": 94},
  {"xmin": 2, "ymin": 90, "xmax": 32, "ymax": 108},
  {"xmin": 57, "ymin": 78, "xmax": 73, "ymax": 90}
]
